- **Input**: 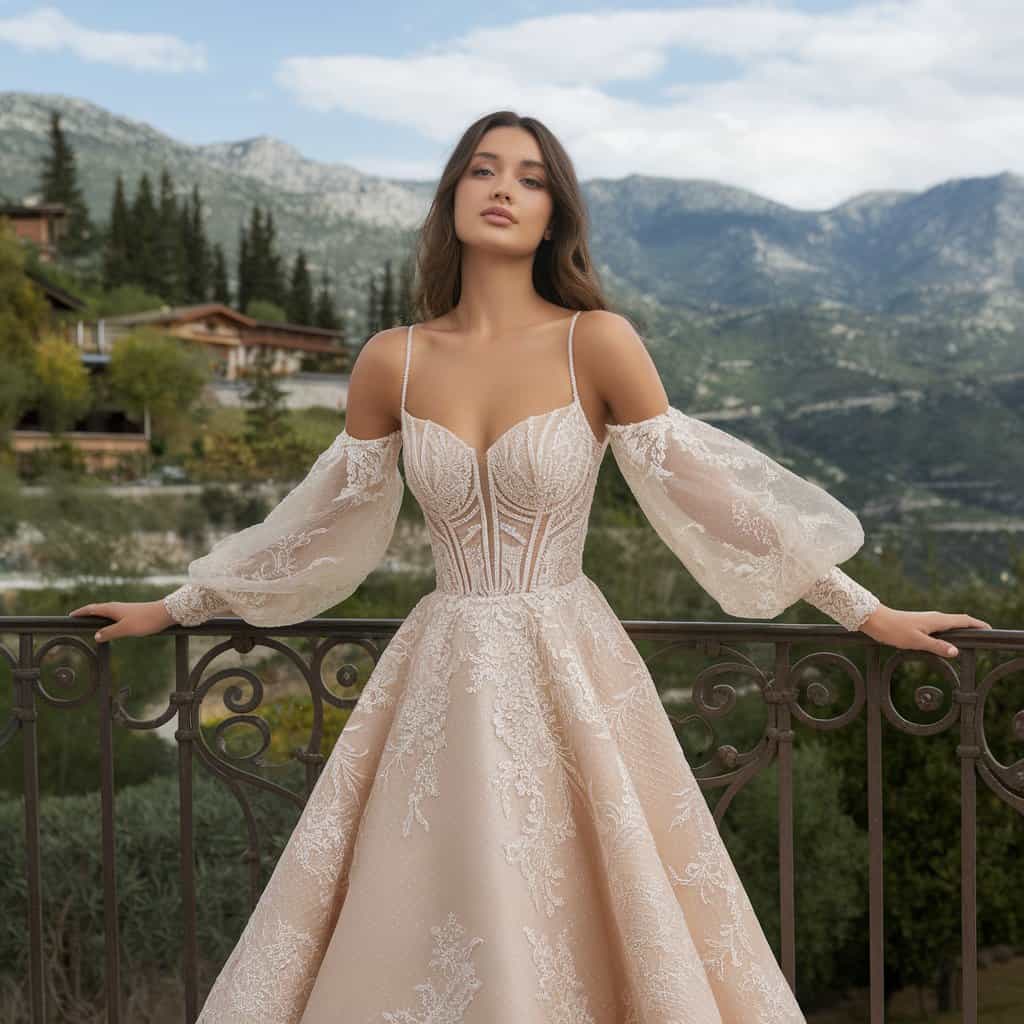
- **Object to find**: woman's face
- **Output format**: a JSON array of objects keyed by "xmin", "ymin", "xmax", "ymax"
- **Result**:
[{"xmin": 453, "ymin": 125, "xmax": 554, "ymax": 257}]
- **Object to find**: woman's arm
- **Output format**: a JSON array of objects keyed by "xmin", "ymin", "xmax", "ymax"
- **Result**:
[
  {"xmin": 71, "ymin": 330, "xmax": 410, "ymax": 639},
  {"xmin": 576, "ymin": 311, "xmax": 991, "ymax": 654}
]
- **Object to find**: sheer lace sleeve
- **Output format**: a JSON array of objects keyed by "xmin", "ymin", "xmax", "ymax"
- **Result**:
[
  {"xmin": 162, "ymin": 429, "xmax": 404, "ymax": 628},
  {"xmin": 607, "ymin": 406, "xmax": 881, "ymax": 630}
]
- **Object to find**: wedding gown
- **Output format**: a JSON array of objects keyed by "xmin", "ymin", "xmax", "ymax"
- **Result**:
[{"xmin": 163, "ymin": 310, "xmax": 880, "ymax": 1023}]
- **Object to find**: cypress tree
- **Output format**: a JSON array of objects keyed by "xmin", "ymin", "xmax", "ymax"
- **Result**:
[
  {"xmin": 211, "ymin": 242, "xmax": 231, "ymax": 305},
  {"xmin": 286, "ymin": 249, "xmax": 314, "ymax": 324},
  {"xmin": 183, "ymin": 183, "xmax": 210, "ymax": 304},
  {"xmin": 313, "ymin": 268, "xmax": 340, "ymax": 330},
  {"xmin": 240, "ymin": 204, "xmax": 287, "ymax": 313},
  {"xmin": 243, "ymin": 206, "xmax": 265, "ymax": 312},
  {"xmin": 179, "ymin": 188, "xmax": 194, "ymax": 300},
  {"xmin": 242, "ymin": 344, "xmax": 290, "ymax": 443},
  {"xmin": 264, "ymin": 209, "xmax": 286, "ymax": 307},
  {"xmin": 39, "ymin": 109, "xmax": 92, "ymax": 257},
  {"xmin": 129, "ymin": 172, "xmax": 161, "ymax": 297},
  {"xmin": 156, "ymin": 168, "xmax": 184, "ymax": 302},
  {"xmin": 237, "ymin": 221, "xmax": 250, "ymax": 313},
  {"xmin": 102, "ymin": 174, "xmax": 130, "ymax": 290}
]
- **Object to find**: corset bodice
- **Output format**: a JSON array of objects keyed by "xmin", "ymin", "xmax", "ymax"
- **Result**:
[{"xmin": 399, "ymin": 312, "xmax": 610, "ymax": 597}]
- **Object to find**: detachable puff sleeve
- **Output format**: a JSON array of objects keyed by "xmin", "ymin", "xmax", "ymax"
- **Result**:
[
  {"xmin": 607, "ymin": 406, "xmax": 881, "ymax": 631},
  {"xmin": 161, "ymin": 429, "xmax": 404, "ymax": 628}
]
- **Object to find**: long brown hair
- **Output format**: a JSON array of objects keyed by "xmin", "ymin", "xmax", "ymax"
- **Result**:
[{"xmin": 411, "ymin": 110, "xmax": 610, "ymax": 322}]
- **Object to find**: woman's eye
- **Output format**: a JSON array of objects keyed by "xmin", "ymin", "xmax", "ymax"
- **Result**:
[{"xmin": 471, "ymin": 167, "xmax": 543, "ymax": 188}]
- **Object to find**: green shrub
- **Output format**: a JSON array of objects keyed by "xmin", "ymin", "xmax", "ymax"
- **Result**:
[{"xmin": 0, "ymin": 765, "xmax": 309, "ymax": 1020}]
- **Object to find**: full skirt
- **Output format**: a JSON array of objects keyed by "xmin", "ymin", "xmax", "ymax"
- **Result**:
[{"xmin": 195, "ymin": 573, "xmax": 805, "ymax": 1023}]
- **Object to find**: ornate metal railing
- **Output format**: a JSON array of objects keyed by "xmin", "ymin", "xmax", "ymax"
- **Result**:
[{"xmin": 3, "ymin": 614, "xmax": 1022, "ymax": 1023}]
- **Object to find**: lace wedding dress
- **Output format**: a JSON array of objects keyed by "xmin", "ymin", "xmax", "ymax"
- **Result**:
[{"xmin": 164, "ymin": 310, "xmax": 880, "ymax": 1023}]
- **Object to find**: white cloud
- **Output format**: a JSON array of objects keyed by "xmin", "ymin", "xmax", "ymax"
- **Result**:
[
  {"xmin": 273, "ymin": 0, "xmax": 1024, "ymax": 209},
  {"xmin": 0, "ymin": 6, "xmax": 206, "ymax": 72}
]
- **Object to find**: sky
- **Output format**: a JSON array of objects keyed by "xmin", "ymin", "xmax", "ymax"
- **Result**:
[{"xmin": 2, "ymin": 0, "xmax": 1023, "ymax": 210}]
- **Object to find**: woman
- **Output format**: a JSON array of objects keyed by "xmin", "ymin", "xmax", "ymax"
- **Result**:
[{"xmin": 71, "ymin": 110, "xmax": 990, "ymax": 1022}]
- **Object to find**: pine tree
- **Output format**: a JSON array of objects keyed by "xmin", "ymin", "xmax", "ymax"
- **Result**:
[
  {"xmin": 183, "ymin": 184, "xmax": 210, "ymax": 304},
  {"xmin": 129, "ymin": 172, "xmax": 161, "ymax": 297},
  {"xmin": 242, "ymin": 344, "xmax": 290, "ymax": 443},
  {"xmin": 239, "ymin": 204, "xmax": 287, "ymax": 314},
  {"xmin": 286, "ymin": 249, "xmax": 314, "ymax": 324},
  {"xmin": 102, "ymin": 174, "xmax": 130, "ymax": 290},
  {"xmin": 237, "ymin": 221, "xmax": 250, "ymax": 312},
  {"xmin": 242, "ymin": 206, "xmax": 265, "ymax": 312},
  {"xmin": 211, "ymin": 242, "xmax": 231, "ymax": 305},
  {"xmin": 313, "ymin": 268, "xmax": 340, "ymax": 330},
  {"xmin": 39, "ymin": 109, "xmax": 92, "ymax": 257},
  {"xmin": 156, "ymin": 169, "xmax": 184, "ymax": 302},
  {"xmin": 264, "ymin": 209, "xmax": 286, "ymax": 307}
]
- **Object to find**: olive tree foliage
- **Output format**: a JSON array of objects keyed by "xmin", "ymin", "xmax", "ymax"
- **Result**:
[
  {"xmin": 105, "ymin": 327, "xmax": 211, "ymax": 446},
  {"xmin": 0, "ymin": 219, "xmax": 50, "ymax": 433},
  {"xmin": 33, "ymin": 335, "xmax": 91, "ymax": 433}
]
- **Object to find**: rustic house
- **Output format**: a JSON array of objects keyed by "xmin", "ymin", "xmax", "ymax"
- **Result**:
[
  {"xmin": 72, "ymin": 303, "xmax": 348, "ymax": 380},
  {"xmin": 1, "ymin": 202, "xmax": 67, "ymax": 262}
]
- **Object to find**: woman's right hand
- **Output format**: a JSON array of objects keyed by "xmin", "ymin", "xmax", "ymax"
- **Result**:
[{"xmin": 68, "ymin": 600, "xmax": 177, "ymax": 643}]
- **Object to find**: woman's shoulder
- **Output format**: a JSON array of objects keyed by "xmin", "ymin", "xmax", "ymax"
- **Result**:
[
  {"xmin": 573, "ymin": 310, "xmax": 666, "ymax": 422},
  {"xmin": 573, "ymin": 309, "xmax": 650, "ymax": 372}
]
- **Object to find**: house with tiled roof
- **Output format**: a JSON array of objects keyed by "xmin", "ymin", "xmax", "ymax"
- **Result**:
[{"xmin": 78, "ymin": 303, "xmax": 349, "ymax": 381}]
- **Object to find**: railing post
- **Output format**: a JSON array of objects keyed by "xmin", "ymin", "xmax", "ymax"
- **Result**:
[
  {"xmin": 97, "ymin": 642, "xmax": 123, "ymax": 1023},
  {"xmin": 14, "ymin": 637, "xmax": 45, "ymax": 1024},
  {"xmin": 172, "ymin": 634, "xmax": 200, "ymax": 1024},
  {"xmin": 955, "ymin": 649, "xmax": 979, "ymax": 1024},
  {"xmin": 865, "ymin": 643, "xmax": 885, "ymax": 1024},
  {"xmin": 772, "ymin": 642, "xmax": 797, "ymax": 988}
]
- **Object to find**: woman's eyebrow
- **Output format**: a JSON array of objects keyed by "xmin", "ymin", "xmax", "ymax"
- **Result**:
[{"xmin": 471, "ymin": 150, "xmax": 546, "ymax": 172}]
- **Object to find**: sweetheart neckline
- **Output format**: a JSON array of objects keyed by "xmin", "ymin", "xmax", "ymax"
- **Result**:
[{"xmin": 402, "ymin": 397, "xmax": 606, "ymax": 461}]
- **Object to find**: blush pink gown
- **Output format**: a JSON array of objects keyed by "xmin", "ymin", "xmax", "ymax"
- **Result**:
[{"xmin": 163, "ymin": 310, "xmax": 880, "ymax": 1023}]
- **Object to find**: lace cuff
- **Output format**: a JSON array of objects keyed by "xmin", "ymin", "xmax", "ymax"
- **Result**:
[
  {"xmin": 802, "ymin": 566, "xmax": 881, "ymax": 632},
  {"xmin": 163, "ymin": 583, "xmax": 233, "ymax": 627}
]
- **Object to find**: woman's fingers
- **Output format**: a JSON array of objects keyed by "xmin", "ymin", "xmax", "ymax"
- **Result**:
[
  {"xmin": 937, "ymin": 613, "xmax": 993, "ymax": 654},
  {"xmin": 921, "ymin": 632, "xmax": 959, "ymax": 658},
  {"xmin": 916, "ymin": 613, "xmax": 993, "ymax": 658},
  {"xmin": 917, "ymin": 612, "xmax": 993, "ymax": 656},
  {"xmin": 952, "ymin": 613, "xmax": 991, "ymax": 629},
  {"xmin": 66, "ymin": 603, "xmax": 118, "ymax": 641},
  {"xmin": 963, "ymin": 615, "xmax": 993, "ymax": 629}
]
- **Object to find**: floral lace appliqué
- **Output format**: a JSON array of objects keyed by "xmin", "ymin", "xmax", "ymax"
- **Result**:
[
  {"xmin": 523, "ymin": 923, "xmax": 596, "ymax": 1023},
  {"xmin": 381, "ymin": 911, "xmax": 484, "ymax": 1023},
  {"xmin": 607, "ymin": 407, "xmax": 877, "ymax": 624}
]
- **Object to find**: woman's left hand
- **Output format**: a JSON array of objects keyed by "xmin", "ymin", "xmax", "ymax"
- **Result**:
[{"xmin": 859, "ymin": 605, "xmax": 992, "ymax": 658}]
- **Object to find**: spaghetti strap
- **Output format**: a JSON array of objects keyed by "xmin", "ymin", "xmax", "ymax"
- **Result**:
[
  {"xmin": 401, "ymin": 323, "xmax": 414, "ymax": 414},
  {"xmin": 567, "ymin": 310, "xmax": 582, "ymax": 404}
]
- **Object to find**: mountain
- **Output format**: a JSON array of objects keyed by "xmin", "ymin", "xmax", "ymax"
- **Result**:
[
  {"xmin": 585, "ymin": 171, "xmax": 1024, "ymax": 328},
  {"xmin": 3, "ymin": 90, "xmax": 1024, "ymax": 582},
  {"xmin": 4, "ymin": 91, "xmax": 1024, "ymax": 330},
  {"xmin": 0, "ymin": 91, "xmax": 423, "ymax": 328}
]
